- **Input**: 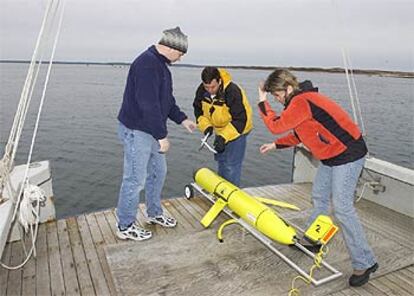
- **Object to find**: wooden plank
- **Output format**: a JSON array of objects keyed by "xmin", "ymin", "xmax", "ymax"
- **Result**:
[
  {"xmin": 95, "ymin": 211, "xmax": 116, "ymax": 245},
  {"xmin": 355, "ymin": 202, "xmax": 414, "ymax": 249},
  {"xmin": 191, "ymin": 196, "xmax": 211, "ymax": 213},
  {"xmin": 66, "ymin": 217, "xmax": 95, "ymax": 296},
  {"xmin": 180, "ymin": 196, "xmax": 208, "ymax": 219},
  {"xmin": 369, "ymin": 276, "xmax": 394, "ymax": 295},
  {"xmin": 47, "ymin": 221, "xmax": 65, "ymax": 296},
  {"xmin": 56, "ymin": 219, "xmax": 80, "ymax": 296},
  {"xmin": 0, "ymin": 248, "xmax": 11, "ymax": 295},
  {"xmin": 21, "ymin": 234, "xmax": 37, "ymax": 296},
  {"xmin": 263, "ymin": 185, "xmax": 311, "ymax": 210},
  {"xmin": 106, "ymin": 229, "xmax": 346, "ymax": 296},
  {"xmin": 85, "ymin": 213, "xmax": 116, "ymax": 296},
  {"xmin": 36, "ymin": 223, "xmax": 51, "ymax": 296},
  {"xmin": 357, "ymin": 282, "xmax": 389, "ymax": 296},
  {"xmin": 159, "ymin": 200, "xmax": 179, "ymax": 234},
  {"xmin": 393, "ymin": 268, "xmax": 414, "ymax": 288},
  {"xmin": 341, "ymin": 291, "xmax": 359, "ymax": 296},
  {"xmin": 103, "ymin": 210, "xmax": 120, "ymax": 242},
  {"xmin": 398, "ymin": 268, "xmax": 414, "ymax": 283},
  {"xmin": 284, "ymin": 184, "xmax": 314, "ymax": 208},
  {"xmin": 0, "ymin": 242, "xmax": 12, "ymax": 296},
  {"xmin": 379, "ymin": 275, "xmax": 411, "ymax": 296},
  {"xmin": 349, "ymin": 286, "xmax": 374, "ymax": 296},
  {"xmin": 339, "ymin": 289, "xmax": 359, "ymax": 296},
  {"xmin": 162, "ymin": 200, "xmax": 195, "ymax": 231},
  {"xmin": 137, "ymin": 204, "xmax": 161, "ymax": 235},
  {"xmin": 77, "ymin": 215, "xmax": 110, "ymax": 296},
  {"xmin": 159, "ymin": 199, "xmax": 194, "ymax": 232},
  {"xmin": 5, "ymin": 184, "xmax": 411, "ymax": 296},
  {"xmin": 172, "ymin": 198, "xmax": 204, "ymax": 229},
  {"xmin": 386, "ymin": 272, "xmax": 414, "ymax": 294},
  {"xmin": 358, "ymin": 198, "xmax": 414, "ymax": 235},
  {"xmin": 252, "ymin": 186, "xmax": 310, "ymax": 215},
  {"xmin": 328, "ymin": 292, "xmax": 347, "ymax": 296},
  {"xmin": 161, "ymin": 200, "xmax": 192, "ymax": 233},
  {"xmin": 5, "ymin": 241, "xmax": 22, "ymax": 296},
  {"xmin": 175, "ymin": 197, "xmax": 204, "ymax": 222}
]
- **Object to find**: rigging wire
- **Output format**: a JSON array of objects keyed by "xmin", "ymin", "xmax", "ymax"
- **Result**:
[
  {"xmin": 331, "ymin": 0, "xmax": 366, "ymax": 136},
  {"xmin": 1, "ymin": 0, "xmax": 66, "ymax": 270}
]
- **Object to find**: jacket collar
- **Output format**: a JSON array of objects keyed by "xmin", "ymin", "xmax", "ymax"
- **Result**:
[
  {"xmin": 148, "ymin": 45, "xmax": 171, "ymax": 65},
  {"xmin": 284, "ymin": 80, "xmax": 319, "ymax": 108}
]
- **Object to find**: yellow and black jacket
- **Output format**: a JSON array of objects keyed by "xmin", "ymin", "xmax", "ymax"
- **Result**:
[{"xmin": 193, "ymin": 69, "xmax": 253, "ymax": 143}]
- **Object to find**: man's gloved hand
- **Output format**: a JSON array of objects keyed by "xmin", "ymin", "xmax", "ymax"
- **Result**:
[
  {"xmin": 204, "ymin": 126, "xmax": 214, "ymax": 138},
  {"xmin": 214, "ymin": 135, "xmax": 226, "ymax": 153}
]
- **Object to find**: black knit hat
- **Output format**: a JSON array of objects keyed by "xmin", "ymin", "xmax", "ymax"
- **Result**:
[{"xmin": 158, "ymin": 27, "xmax": 188, "ymax": 54}]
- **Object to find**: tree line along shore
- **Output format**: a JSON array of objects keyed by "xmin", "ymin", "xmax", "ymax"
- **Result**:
[{"xmin": 1, "ymin": 60, "xmax": 413, "ymax": 78}]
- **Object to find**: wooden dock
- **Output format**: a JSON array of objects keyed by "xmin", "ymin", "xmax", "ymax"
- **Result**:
[{"xmin": 1, "ymin": 183, "xmax": 413, "ymax": 296}]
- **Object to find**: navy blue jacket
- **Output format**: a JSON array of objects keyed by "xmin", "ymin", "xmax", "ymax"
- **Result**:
[{"xmin": 118, "ymin": 45, "xmax": 187, "ymax": 140}]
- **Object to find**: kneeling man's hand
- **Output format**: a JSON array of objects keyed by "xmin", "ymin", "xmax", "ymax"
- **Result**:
[
  {"xmin": 204, "ymin": 126, "xmax": 214, "ymax": 138},
  {"xmin": 214, "ymin": 135, "xmax": 226, "ymax": 153}
]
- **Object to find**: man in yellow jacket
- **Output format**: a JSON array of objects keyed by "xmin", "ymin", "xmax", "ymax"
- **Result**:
[{"xmin": 193, "ymin": 67, "xmax": 253, "ymax": 186}]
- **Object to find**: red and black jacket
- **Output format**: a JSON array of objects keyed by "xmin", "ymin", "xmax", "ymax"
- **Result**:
[{"xmin": 258, "ymin": 81, "xmax": 367, "ymax": 166}]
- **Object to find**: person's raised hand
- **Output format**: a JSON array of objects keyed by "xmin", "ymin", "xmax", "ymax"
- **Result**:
[{"xmin": 258, "ymin": 81, "xmax": 267, "ymax": 102}]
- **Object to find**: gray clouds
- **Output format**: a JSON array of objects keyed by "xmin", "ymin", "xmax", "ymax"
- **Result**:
[{"xmin": 1, "ymin": 0, "xmax": 413, "ymax": 71}]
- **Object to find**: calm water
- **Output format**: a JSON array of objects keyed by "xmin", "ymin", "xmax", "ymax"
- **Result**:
[{"xmin": 0, "ymin": 63, "xmax": 413, "ymax": 218}]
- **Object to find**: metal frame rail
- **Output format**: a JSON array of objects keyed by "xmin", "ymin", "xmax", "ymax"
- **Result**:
[{"xmin": 190, "ymin": 182, "xmax": 343, "ymax": 286}]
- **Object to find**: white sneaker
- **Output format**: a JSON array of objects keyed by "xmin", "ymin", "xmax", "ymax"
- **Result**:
[
  {"xmin": 146, "ymin": 215, "xmax": 177, "ymax": 228},
  {"xmin": 116, "ymin": 223, "xmax": 152, "ymax": 241}
]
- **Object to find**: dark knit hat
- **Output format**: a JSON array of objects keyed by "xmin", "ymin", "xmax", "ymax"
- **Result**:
[{"xmin": 158, "ymin": 26, "xmax": 188, "ymax": 54}]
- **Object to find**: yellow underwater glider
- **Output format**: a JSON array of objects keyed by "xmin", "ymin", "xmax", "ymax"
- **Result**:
[
  {"xmin": 193, "ymin": 167, "xmax": 298, "ymax": 244},
  {"xmin": 184, "ymin": 167, "xmax": 342, "ymax": 287}
]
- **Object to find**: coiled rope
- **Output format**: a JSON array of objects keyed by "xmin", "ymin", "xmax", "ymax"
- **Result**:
[{"xmin": 288, "ymin": 245, "xmax": 329, "ymax": 296}]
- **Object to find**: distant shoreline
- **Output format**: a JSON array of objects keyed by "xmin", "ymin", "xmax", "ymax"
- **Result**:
[{"xmin": 1, "ymin": 60, "xmax": 412, "ymax": 78}]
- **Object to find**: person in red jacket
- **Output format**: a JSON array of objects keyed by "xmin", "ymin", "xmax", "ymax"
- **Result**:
[{"xmin": 258, "ymin": 69, "xmax": 377, "ymax": 287}]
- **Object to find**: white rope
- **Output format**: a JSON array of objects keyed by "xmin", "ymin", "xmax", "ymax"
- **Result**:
[
  {"xmin": 331, "ymin": 0, "xmax": 366, "ymax": 136},
  {"xmin": 10, "ymin": 0, "xmax": 62, "ymax": 170},
  {"xmin": 0, "ymin": 0, "xmax": 66, "ymax": 270},
  {"xmin": 355, "ymin": 181, "xmax": 381, "ymax": 203},
  {"xmin": 0, "ymin": 0, "xmax": 54, "ymax": 195},
  {"xmin": 347, "ymin": 54, "xmax": 366, "ymax": 136},
  {"xmin": 341, "ymin": 48, "xmax": 358, "ymax": 123},
  {"xmin": 0, "ymin": 184, "xmax": 44, "ymax": 270},
  {"xmin": 11, "ymin": 0, "xmax": 64, "ymax": 222},
  {"xmin": 19, "ymin": 184, "xmax": 46, "ymax": 232}
]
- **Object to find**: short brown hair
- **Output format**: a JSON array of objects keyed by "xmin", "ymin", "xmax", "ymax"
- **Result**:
[
  {"xmin": 264, "ymin": 69, "xmax": 299, "ymax": 94},
  {"xmin": 201, "ymin": 67, "xmax": 221, "ymax": 84}
]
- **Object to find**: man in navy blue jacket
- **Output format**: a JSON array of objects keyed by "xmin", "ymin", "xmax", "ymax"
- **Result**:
[{"xmin": 116, "ymin": 27, "xmax": 196, "ymax": 241}]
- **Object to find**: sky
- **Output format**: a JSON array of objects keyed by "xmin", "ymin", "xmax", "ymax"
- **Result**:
[{"xmin": 0, "ymin": 0, "xmax": 413, "ymax": 71}]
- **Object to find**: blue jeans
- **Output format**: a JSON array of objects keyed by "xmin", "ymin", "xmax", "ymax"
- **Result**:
[
  {"xmin": 214, "ymin": 134, "xmax": 247, "ymax": 186},
  {"xmin": 117, "ymin": 123, "xmax": 166, "ymax": 228},
  {"xmin": 307, "ymin": 157, "xmax": 376, "ymax": 270}
]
